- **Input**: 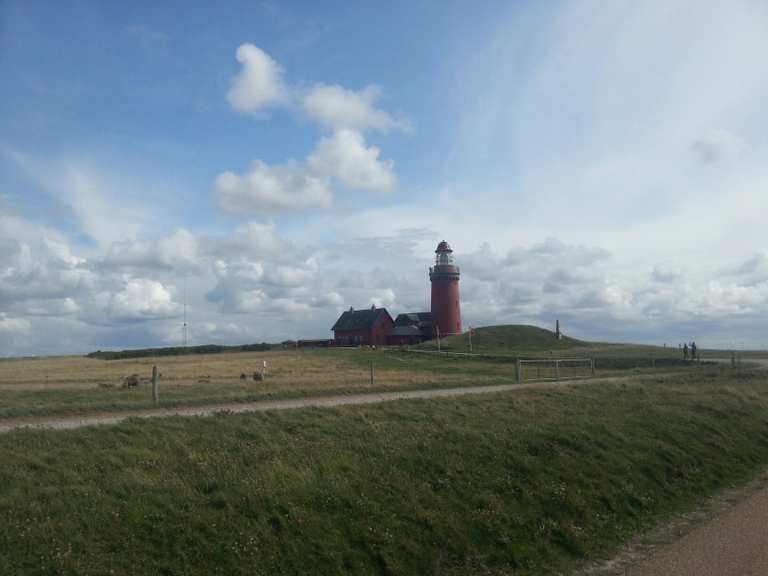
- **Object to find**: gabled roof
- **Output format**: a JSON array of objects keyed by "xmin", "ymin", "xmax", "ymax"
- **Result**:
[
  {"xmin": 332, "ymin": 307, "xmax": 393, "ymax": 332},
  {"xmin": 394, "ymin": 312, "xmax": 432, "ymax": 326}
]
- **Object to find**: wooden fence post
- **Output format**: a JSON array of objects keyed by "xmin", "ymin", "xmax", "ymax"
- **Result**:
[
  {"xmin": 515, "ymin": 359, "xmax": 522, "ymax": 383},
  {"xmin": 370, "ymin": 361, "xmax": 374, "ymax": 386},
  {"xmin": 152, "ymin": 366, "xmax": 159, "ymax": 404},
  {"xmin": 555, "ymin": 359, "xmax": 560, "ymax": 381},
  {"xmin": 590, "ymin": 359, "xmax": 595, "ymax": 377}
]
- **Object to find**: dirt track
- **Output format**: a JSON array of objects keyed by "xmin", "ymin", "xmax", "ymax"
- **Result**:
[
  {"xmin": 0, "ymin": 374, "xmax": 632, "ymax": 433},
  {"xmin": 628, "ymin": 484, "xmax": 768, "ymax": 575}
]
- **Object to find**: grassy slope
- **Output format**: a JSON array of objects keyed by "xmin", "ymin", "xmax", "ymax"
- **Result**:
[
  {"xmin": 2, "ymin": 367, "xmax": 768, "ymax": 575},
  {"xmin": 421, "ymin": 324, "xmax": 768, "ymax": 361},
  {"xmin": 419, "ymin": 324, "xmax": 586, "ymax": 354},
  {"xmin": 416, "ymin": 324, "xmax": 698, "ymax": 369}
]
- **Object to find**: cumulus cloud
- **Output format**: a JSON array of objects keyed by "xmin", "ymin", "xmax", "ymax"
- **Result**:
[
  {"xmin": 0, "ymin": 233, "xmax": 95, "ymax": 304},
  {"xmin": 308, "ymin": 129, "xmax": 397, "ymax": 193},
  {"xmin": 216, "ymin": 222, "xmax": 287, "ymax": 258},
  {"xmin": 218, "ymin": 44, "xmax": 403, "ymax": 213},
  {"xmin": 214, "ymin": 160, "xmax": 332, "ymax": 213},
  {"xmin": 227, "ymin": 43, "xmax": 289, "ymax": 113},
  {"xmin": 104, "ymin": 228, "xmax": 200, "ymax": 270},
  {"xmin": 302, "ymin": 84, "xmax": 409, "ymax": 133},
  {"xmin": 214, "ymin": 129, "xmax": 396, "ymax": 213},
  {"xmin": 108, "ymin": 279, "xmax": 181, "ymax": 322}
]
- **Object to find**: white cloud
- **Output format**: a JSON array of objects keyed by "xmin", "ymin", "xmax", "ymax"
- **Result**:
[
  {"xmin": 308, "ymin": 129, "xmax": 397, "ymax": 193},
  {"xmin": 218, "ymin": 222, "xmax": 287, "ymax": 258},
  {"xmin": 105, "ymin": 228, "xmax": 200, "ymax": 270},
  {"xmin": 302, "ymin": 84, "xmax": 409, "ymax": 133},
  {"xmin": 227, "ymin": 43, "xmax": 289, "ymax": 113},
  {"xmin": 214, "ymin": 160, "xmax": 332, "ymax": 214},
  {"xmin": 108, "ymin": 278, "xmax": 181, "ymax": 322},
  {"xmin": 0, "ymin": 314, "xmax": 32, "ymax": 335},
  {"xmin": 218, "ymin": 44, "xmax": 403, "ymax": 213},
  {"xmin": 213, "ymin": 129, "xmax": 396, "ymax": 213},
  {"xmin": 264, "ymin": 262, "xmax": 316, "ymax": 287}
]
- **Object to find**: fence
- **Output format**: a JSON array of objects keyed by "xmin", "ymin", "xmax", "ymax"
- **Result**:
[{"xmin": 515, "ymin": 358, "xmax": 595, "ymax": 383}]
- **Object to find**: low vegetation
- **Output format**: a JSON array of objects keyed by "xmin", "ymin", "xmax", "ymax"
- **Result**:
[
  {"xmin": 417, "ymin": 324, "xmax": 698, "ymax": 360},
  {"xmin": 86, "ymin": 342, "xmax": 274, "ymax": 360},
  {"xmin": 0, "ymin": 326, "xmax": 721, "ymax": 420},
  {"xmin": 1, "ymin": 367, "xmax": 767, "ymax": 575},
  {"xmin": 0, "ymin": 349, "xmax": 523, "ymax": 420}
]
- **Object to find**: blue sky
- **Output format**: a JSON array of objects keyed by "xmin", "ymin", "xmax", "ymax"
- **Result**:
[{"xmin": 1, "ymin": 0, "xmax": 768, "ymax": 355}]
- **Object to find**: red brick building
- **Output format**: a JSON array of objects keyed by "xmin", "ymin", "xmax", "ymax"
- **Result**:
[
  {"xmin": 332, "ymin": 306, "xmax": 394, "ymax": 346},
  {"xmin": 386, "ymin": 312, "xmax": 433, "ymax": 345},
  {"xmin": 331, "ymin": 240, "xmax": 461, "ymax": 346}
]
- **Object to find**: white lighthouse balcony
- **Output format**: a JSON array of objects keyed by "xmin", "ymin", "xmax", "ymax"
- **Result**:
[{"xmin": 429, "ymin": 265, "xmax": 460, "ymax": 280}]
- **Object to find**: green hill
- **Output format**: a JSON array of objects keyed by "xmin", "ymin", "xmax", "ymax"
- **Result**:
[
  {"xmin": 419, "ymin": 324, "xmax": 587, "ymax": 354},
  {"xmin": 416, "ymin": 324, "xmax": 694, "ymax": 368}
]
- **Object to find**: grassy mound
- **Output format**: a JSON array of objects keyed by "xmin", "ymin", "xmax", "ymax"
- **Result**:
[
  {"xmin": 419, "ymin": 324, "xmax": 588, "ymax": 354},
  {"xmin": 2, "ymin": 368, "xmax": 768, "ymax": 575}
]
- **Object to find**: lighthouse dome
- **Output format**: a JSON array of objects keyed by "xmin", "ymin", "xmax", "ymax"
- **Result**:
[{"xmin": 435, "ymin": 240, "xmax": 452, "ymax": 253}]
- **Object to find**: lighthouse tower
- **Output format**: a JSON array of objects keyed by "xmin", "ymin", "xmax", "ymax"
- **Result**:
[{"xmin": 430, "ymin": 240, "xmax": 461, "ymax": 337}]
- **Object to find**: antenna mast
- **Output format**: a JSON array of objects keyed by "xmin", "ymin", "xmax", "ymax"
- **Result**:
[{"xmin": 183, "ymin": 275, "xmax": 188, "ymax": 347}]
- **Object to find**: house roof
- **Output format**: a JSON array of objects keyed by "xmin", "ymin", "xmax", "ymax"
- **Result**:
[
  {"xmin": 394, "ymin": 312, "xmax": 432, "ymax": 326},
  {"xmin": 332, "ymin": 307, "xmax": 393, "ymax": 332},
  {"xmin": 389, "ymin": 325, "xmax": 422, "ymax": 337}
]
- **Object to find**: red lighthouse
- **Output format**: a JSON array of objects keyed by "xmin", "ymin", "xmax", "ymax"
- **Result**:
[{"xmin": 430, "ymin": 240, "xmax": 461, "ymax": 337}]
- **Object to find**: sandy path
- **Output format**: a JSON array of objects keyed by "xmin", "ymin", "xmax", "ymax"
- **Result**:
[
  {"xmin": 584, "ymin": 355, "xmax": 768, "ymax": 576},
  {"xmin": 623, "ymin": 483, "xmax": 768, "ymax": 576},
  {"xmin": 0, "ymin": 374, "xmax": 635, "ymax": 433}
]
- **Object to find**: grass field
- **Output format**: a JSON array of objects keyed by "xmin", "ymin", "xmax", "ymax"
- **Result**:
[
  {"xmin": 1, "ymin": 366, "xmax": 768, "ymax": 575},
  {"xmin": 0, "ymin": 325, "xmax": 730, "ymax": 421},
  {"xmin": 0, "ymin": 348, "xmax": 527, "ymax": 420}
]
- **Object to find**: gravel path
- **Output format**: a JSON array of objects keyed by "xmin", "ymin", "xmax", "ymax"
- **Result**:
[
  {"xmin": 625, "ymin": 483, "xmax": 768, "ymax": 576},
  {"xmin": 586, "ymin": 357, "xmax": 768, "ymax": 576},
  {"xmin": 0, "ymin": 374, "xmax": 633, "ymax": 433}
]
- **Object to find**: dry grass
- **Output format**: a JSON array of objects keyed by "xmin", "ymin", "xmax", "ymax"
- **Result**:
[
  {"xmin": 0, "ymin": 350, "xmax": 350, "ymax": 390},
  {"xmin": 0, "ymin": 349, "xmax": 517, "ymax": 419}
]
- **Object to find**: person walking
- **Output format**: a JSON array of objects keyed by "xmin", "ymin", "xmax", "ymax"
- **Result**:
[
  {"xmin": 691, "ymin": 341, "xmax": 697, "ymax": 361},
  {"xmin": 683, "ymin": 342, "xmax": 689, "ymax": 360}
]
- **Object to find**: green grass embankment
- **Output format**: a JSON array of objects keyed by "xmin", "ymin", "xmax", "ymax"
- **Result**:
[
  {"xmin": 2, "ymin": 367, "xmax": 768, "ymax": 575},
  {"xmin": 417, "ymin": 324, "xmax": 688, "ymax": 362}
]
